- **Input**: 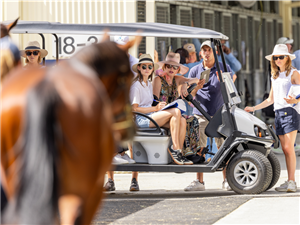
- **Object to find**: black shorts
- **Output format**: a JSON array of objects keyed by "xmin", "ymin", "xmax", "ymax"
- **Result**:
[{"xmin": 275, "ymin": 107, "xmax": 300, "ymax": 135}]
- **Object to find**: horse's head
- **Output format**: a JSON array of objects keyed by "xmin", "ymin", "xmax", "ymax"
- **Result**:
[
  {"xmin": 74, "ymin": 37, "xmax": 141, "ymax": 142},
  {"xmin": 1, "ymin": 18, "xmax": 21, "ymax": 81}
]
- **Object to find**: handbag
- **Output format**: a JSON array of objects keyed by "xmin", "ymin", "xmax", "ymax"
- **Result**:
[
  {"xmin": 262, "ymin": 65, "xmax": 275, "ymax": 118},
  {"xmin": 262, "ymin": 93, "xmax": 275, "ymax": 118}
]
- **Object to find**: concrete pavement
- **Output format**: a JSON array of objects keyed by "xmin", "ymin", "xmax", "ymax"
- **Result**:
[{"xmin": 96, "ymin": 153, "xmax": 300, "ymax": 224}]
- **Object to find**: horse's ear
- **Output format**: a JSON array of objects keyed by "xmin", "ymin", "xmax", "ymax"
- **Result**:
[
  {"xmin": 118, "ymin": 34, "xmax": 142, "ymax": 52},
  {"xmin": 101, "ymin": 29, "xmax": 110, "ymax": 42},
  {"xmin": 7, "ymin": 17, "xmax": 19, "ymax": 32}
]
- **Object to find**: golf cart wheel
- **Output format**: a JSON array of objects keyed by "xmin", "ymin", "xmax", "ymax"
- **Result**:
[
  {"xmin": 226, "ymin": 150, "xmax": 272, "ymax": 194},
  {"xmin": 265, "ymin": 151, "xmax": 281, "ymax": 191}
]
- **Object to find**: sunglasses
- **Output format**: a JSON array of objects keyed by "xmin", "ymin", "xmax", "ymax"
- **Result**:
[
  {"xmin": 141, "ymin": 65, "xmax": 153, "ymax": 70},
  {"xmin": 26, "ymin": 51, "xmax": 39, "ymax": 56},
  {"xmin": 165, "ymin": 64, "xmax": 179, "ymax": 70},
  {"xmin": 273, "ymin": 55, "xmax": 286, "ymax": 61}
]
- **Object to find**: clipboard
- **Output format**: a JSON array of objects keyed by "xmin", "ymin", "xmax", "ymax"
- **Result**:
[{"xmin": 200, "ymin": 69, "xmax": 210, "ymax": 83}]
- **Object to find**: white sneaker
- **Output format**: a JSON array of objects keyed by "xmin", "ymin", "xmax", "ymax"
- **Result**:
[
  {"xmin": 222, "ymin": 179, "xmax": 232, "ymax": 191},
  {"xmin": 112, "ymin": 154, "xmax": 129, "ymax": 165},
  {"xmin": 184, "ymin": 180, "xmax": 205, "ymax": 191},
  {"xmin": 120, "ymin": 153, "xmax": 135, "ymax": 164},
  {"xmin": 287, "ymin": 180, "xmax": 297, "ymax": 192},
  {"xmin": 275, "ymin": 181, "xmax": 289, "ymax": 192}
]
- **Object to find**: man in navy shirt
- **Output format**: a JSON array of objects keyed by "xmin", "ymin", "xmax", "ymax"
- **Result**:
[{"xmin": 184, "ymin": 40, "xmax": 233, "ymax": 192}]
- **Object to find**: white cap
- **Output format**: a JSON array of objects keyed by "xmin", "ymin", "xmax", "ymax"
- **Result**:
[
  {"xmin": 276, "ymin": 37, "xmax": 294, "ymax": 45},
  {"xmin": 114, "ymin": 36, "xmax": 129, "ymax": 45},
  {"xmin": 200, "ymin": 40, "xmax": 212, "ymax": 49}
]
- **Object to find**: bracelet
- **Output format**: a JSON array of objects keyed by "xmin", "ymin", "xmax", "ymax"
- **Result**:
[
  {"xmin": 253, "ymin": 106, "xmax": 255, "ymax": 112},
  {"xmin": 185, "ymin": 81, "xmax": 189, "ymax": 86}
]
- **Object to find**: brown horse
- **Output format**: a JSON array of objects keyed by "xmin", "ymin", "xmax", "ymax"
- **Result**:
[{"xmin": 1, "ymin": 35, "xmax": 139, "ymax": 224}]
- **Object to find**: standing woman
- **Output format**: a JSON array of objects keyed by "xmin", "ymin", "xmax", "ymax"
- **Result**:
[
  {"xmin": 20, "ymin": 41, "xmax": 48, "ymax": 68},
  {"xmin": 245, "ymin": 44, "xmax": 300, "ymax": 192},
  {"xmin": 153, "ymin": 52, "xmax": 205, "ymax": 161}
]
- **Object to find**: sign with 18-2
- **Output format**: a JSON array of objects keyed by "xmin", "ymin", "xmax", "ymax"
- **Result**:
[{"xmin": 52, "ymin": 35, "xmax": 102, "ymax": 58}]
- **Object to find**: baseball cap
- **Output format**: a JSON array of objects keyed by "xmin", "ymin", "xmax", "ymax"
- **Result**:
[
  {"xmin": 183, "ymin": 43, "xmax": 196, "ymax": 53},
  {"xmin": 200, "ymin": 40, "xmax": 212, "ymax": 49},
  {"xmin": 276, "ymin": 37, "xmax": 294, "ymax": 45},
  {"xmin": 114, "ymin": 36, "xmax": 129, "ymax": 45}
]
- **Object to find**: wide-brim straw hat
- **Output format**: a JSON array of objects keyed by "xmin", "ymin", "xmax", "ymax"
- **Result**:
[
  {"xmin": 157, "ymin": 52, "xmax": 189, "ymax": 75},
  {"xmin": 265, "ymin": 44, "xmax": 296, "ymax": 61},
  {"xmin": 20, "ymin": 41, "xmax": 48, "ymax": 58},
  {"xmin": 132, "ymin": 54, "xmax": 159, "ymax": 73}
]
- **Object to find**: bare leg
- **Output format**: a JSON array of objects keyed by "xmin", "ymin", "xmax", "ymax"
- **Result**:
[
  {"xmin": 222, "ymin": 169, "xmax": 226, "ymax": 181},
  {"xmin": 167, "ymin": 109, "xmax": 182, "ymax": 150},
  {"xmin": 128, "ymin": 143, "xmax": 139, "ymax": 180},
  {"xmin": 107, "ymin": 171, "xmax": 114, "ymax": 181},
  {"xmin": 179, "ymin": 117, "xmax": 187, "ymax": 149},
  {"xmin": 196, "ymin": 146, "xmax": 205, "ymax": 183},
  {"xmin": 151, "ymin": 108, "xmax": 183, "ymax": 150},
  {"xmin": 196, "ymin": 172, "xmax": 204, "ymax": 183},
  {"xmin": 279, "ymin": 131, "xmax": 297, "ymax": 181}
]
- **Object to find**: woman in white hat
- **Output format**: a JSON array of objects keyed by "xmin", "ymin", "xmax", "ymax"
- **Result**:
[
  {"xmin": 245, "ymin": 44, "xmax": 300, "ymax": 192},
  {"xmin": 130, "ymin": 54, "xmax": 193, "ymax": 165},
  {"xmin": 104, "ymin": 54, "xmax": 192, "ymax": 193},
  {"xmin": 153, "ymin": 52, "xmax": 206, "ymax": 163},
  {"xmin": 20, "ymin": 41, "xmax": 48, "ymax": 68}
]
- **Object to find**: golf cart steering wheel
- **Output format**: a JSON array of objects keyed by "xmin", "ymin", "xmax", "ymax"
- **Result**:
[{"xmin": 177, "ymin": 83, "xmax": 197, "ymax": 101}]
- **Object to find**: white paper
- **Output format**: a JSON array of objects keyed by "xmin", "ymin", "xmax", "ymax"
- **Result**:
[{"xmin": 160, "ymin": 99, "xmax": 187, "ymax": 113}]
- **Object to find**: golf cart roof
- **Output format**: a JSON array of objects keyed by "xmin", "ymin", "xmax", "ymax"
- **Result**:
[{"xmin": 8, "ymin": 21, "xmax": 228, "ymax": 40}]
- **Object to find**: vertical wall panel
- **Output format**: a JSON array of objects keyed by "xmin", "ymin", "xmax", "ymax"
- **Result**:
[
  {"xmin": 156, "ymin": 3, "xmax": 170, "ymax": 60},
  {"xmin": 179, "ymin": 7, "xmax": 192, "ymax": 47},
  {"xmin": 203, "ymin": 11, "xmax": 214, "ymax": 30},
  {"xmin": 137, "ymin": 1, "xmax": 146, "ymax": 56}
]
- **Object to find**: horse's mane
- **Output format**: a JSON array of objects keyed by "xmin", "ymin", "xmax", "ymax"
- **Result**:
[{"xmin": 72, "ymin": 41, "xmax": 132, "ymax": 78}]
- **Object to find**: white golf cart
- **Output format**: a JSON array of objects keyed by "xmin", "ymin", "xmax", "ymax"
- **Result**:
[{"xmin": 10, "ymin": 21, "xmax": 281, "ymax": 194}]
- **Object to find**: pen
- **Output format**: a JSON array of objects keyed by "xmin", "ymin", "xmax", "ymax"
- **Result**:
[{"xmin": 153, "ymin": 99, "xmax": 160, "ymax": 103}]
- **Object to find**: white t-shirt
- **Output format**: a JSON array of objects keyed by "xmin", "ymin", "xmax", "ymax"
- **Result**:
[
  {"xmin": 129, "ymin": 54, "xmax": 139, "ymax": 77},
  {"xmin": 130, "ymin": 80, "xmax": 153, "ymax": 108},
  {"xmin": 272, "ymin": 68, "xmax": 297, "ymax": 111}
]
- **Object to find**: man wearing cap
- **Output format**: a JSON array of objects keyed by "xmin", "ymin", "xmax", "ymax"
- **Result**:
[
  {"xmin": 184, "ymin": 40, "xmax": 233, "ymax": 192},
  {"xmin": 276, "ymin": 37, "xmax": 300, "ymax": 70},
  {"xmin": 193, "ymin": 38, "xmax": 240, "ymax": 82},
  {"xmin": 182, "ymin": 43, "xmax": 202, "ymax": 78}
]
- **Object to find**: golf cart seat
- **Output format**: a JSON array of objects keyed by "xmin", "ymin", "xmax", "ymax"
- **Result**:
[
  {"xmin": 132, "ymin": 112, "xmax": 172, "ymax": 165},
  {"xmin": 205, "ymin": 106, "xmax": 226, "ymax": 138}
]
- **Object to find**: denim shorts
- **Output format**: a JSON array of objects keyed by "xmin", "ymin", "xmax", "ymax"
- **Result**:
[
  {"xmin": 136, "ymin": 114, "xmax": 151, "ymax": 128},
  {"xmin": 275, "ymin": 107, "xmax": 300, "ymax": 135}
]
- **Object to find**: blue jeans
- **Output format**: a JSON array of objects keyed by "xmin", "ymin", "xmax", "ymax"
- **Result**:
[{"xmin": 206, "ymin": 138, "xmax": 218, "ymax": 160}]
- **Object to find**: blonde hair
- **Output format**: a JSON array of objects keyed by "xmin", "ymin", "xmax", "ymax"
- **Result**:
[
  {"xmin": 270, "ymin": 56, "xmax": 292, "ymax": 79},
  {"xmin": 1, "ymin": 49, "xmax": 15, "ymax": 81}
]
